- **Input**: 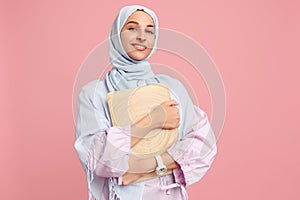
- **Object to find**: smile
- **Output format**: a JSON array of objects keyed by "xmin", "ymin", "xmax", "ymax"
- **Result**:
[{"xmin": 132, "ymin": 43, "xmax": 147, "ymax": 51}]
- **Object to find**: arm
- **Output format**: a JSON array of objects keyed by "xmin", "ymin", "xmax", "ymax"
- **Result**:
[
  {"xmin": 122, "ymin": 106, "xmax": 217, "ymax": 186},
  {"xmin": 166, "ymin": 80, "xmax": 218, "ymax": 187},
  {"xmin": 128, "ymin": 98, "xmax": 181, "ymax": 173},
  {"xmin": 121, "ymin": 100, "xmax": 182, "ymax": 185},
  {"xmin": 74, "ymin": 83, "xmax": 132, "ymax": 178},
  {"xmin": 74, "ymin": 81, "xmax": 178, "ymax": 178},
  {"xmin": 130, "ymin": 113, "xmax": 157, "ymax": 148},
  {"xmin": 125, "ymin": 151, "xmax": 180, "ymax": 174},
  {"xmin": 167, "ymin": 106, "xmax": 217, "ymax": 187},
  {"xmin": 130, "ymin": 100, "xmax": 179, "ymax": 147},
  {"xmin": 75, "ymin": 80, "xmax": 181, "ymax": 179},
  {"xmin": 121, "ymin": 152, "xmax": 180, "ymax": 186},
  {"xmin": 123, "ymin": 81, "xmax": 218, "ymax": 187}
]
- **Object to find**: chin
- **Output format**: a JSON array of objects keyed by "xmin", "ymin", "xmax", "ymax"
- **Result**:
[
  {"xmin": 128, "ymin": 53, "xmax": 149, "ymax": 61},
  {"xmin": 132, "ymin": 56, "xmax": 147, "ymax": 61}
]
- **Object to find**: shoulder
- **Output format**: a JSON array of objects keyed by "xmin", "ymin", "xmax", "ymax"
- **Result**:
[
  {"xmin": 156, "ymin": 74, "xmax": 195, "ymax": 107},
  {"xmin": 156, "ymin": 74, "xmax": 182, "ymax": 87},
  {"xmin": 78, "ymin": 79, "xmax": 107, "ymax": 103},
  {"xmin": 156, "ymin": 74, "xmax": 187, "ymax": 93}
]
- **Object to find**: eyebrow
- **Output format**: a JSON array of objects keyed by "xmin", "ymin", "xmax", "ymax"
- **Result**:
[{"xmin": 126, "ymin": 21, "xmax": 154, "ymax": 27}]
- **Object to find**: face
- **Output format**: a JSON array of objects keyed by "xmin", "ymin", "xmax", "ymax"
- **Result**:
[{"xmin": 120, "ymin": 10, "xmax": 155, "ymax": 61}]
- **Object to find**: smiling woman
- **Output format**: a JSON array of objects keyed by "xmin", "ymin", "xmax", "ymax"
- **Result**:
[
  {"xmin": 120, "ymin": 10, "xmax": 155, "ymax": 61},
  {"xmin": 74, "ymin": 5, "xmax": 217, "ymax": 200}
]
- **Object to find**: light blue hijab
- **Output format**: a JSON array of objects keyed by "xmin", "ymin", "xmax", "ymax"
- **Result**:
[{"xmin": 105, "ymin": 5, "xmax": 159, "ymax": 91}]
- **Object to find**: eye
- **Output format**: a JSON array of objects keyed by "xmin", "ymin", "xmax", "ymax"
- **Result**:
[
  {"xmin": 128, "ymin": 27, "xmax": 137, "ymax": 31},
  {"xmin": 145, "ymin": 29, "xmax": 154, "ymax": 35}
]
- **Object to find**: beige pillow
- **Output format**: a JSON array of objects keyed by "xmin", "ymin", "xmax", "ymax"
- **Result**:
[{"xmin": 107, "ymin": 83, "xmax": 178, "ymax": 182}]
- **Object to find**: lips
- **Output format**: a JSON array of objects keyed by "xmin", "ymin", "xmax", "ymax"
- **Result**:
[{"xmin": 132, "ymin": 43, "xmax": 147, "ymax": 51}]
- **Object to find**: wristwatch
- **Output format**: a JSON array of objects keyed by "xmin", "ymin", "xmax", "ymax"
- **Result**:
[{"xmin": 155, "ymin": 154, "xmax": 167, "ymax": 175}]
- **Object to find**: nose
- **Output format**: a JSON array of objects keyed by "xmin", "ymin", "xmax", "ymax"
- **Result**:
[{"xmin": 136, "ymin": 29, "xmax": 146, "ymax": 42}]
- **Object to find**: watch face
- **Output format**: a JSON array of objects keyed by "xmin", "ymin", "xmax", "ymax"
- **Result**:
[{"xmin": 156, "ymin": 167, "xmax": 167, "ymax": 175}]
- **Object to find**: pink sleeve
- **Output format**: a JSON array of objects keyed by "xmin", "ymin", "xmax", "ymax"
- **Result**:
[
  {"xmin": 167, "ymin": 106, "xmax": 218, "ymax": 187},
  {"xmin": 92, "ymin": 125, "xmax": 131, "ymax": 177}
]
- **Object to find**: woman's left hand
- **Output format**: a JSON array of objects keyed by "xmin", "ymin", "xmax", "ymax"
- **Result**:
[{"xmin": 121, "ymin": 172, "xmax": 146, "ymax": 186}]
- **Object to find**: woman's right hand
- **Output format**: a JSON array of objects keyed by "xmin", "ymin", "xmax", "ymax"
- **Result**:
[
  {"xmin": 150, "ymin": 100, "xmax": 180, "ymax": 130},
  {"xmin": 130, "ymin": 100, "xmax": 180, "ymax": 147}
]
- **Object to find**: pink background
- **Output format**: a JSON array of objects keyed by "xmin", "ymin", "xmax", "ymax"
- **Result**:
[{"xmin": 1, "ymin": 0, "xmax": 299, "ymax": 199}]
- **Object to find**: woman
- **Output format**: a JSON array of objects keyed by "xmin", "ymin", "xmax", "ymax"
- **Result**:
[{"xmin": 74, "ymin": 5, "xmax": 217, "ymax": 200}]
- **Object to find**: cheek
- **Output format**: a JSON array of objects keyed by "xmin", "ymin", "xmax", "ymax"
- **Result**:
[
  {"xmin": 147, "ymin": 37, "xmax": 155, "ymax": 48},
  {"xmin": 121, "ymin": 32, "xmax": 135, "ymax": 45},
  {"xmin": 121, "ymin": 34, "xmax": 137, "ymax": 54}
]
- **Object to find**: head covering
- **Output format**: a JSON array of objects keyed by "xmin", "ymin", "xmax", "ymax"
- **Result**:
[{"xmin": 105, "ymin": 5, "xmax": 160, "ymax": 91}]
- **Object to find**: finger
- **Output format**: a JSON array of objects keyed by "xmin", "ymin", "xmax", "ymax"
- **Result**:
[
  {"xmin": 174, "ymin": 107, "xmax": 179, "ymax": 112},
  {"xmin": 170, "ymin": 107, "xmax": 179, "ymax": 113},
  {"xmin": 160, "ymin": 100, "xmax": 177, "ymax": 107},
  {"xmin": 164, "ymin": 100, "xmax": 179, "ymax": 106},
  {"xmin": 161, "ymin": 100, "xmax": 174, "ymax": 105}
]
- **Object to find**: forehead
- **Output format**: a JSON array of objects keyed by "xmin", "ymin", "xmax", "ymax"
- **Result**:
[{"xmin": 125, "ymin": 10, "xmax": 154, "ymax": 26}]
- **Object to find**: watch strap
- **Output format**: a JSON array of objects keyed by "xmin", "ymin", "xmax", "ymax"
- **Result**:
[{"xmin": 155, "ymin": 154, "xmax": 164, "ymax": 167}]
